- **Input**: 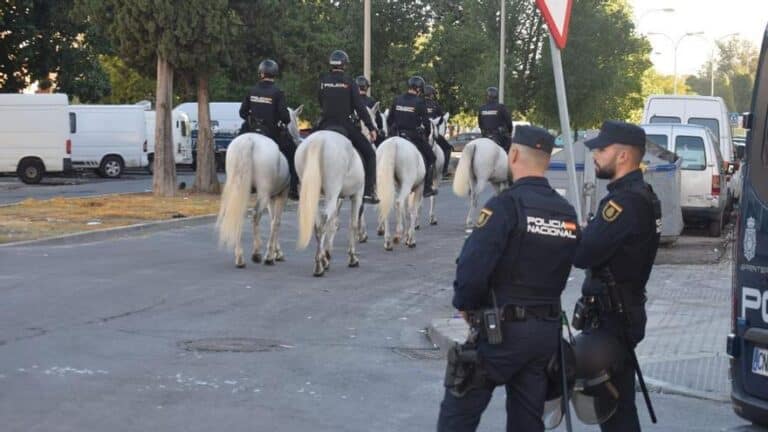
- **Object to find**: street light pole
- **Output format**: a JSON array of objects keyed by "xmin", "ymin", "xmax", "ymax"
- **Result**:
[
  {"xmin": 648, "ymin": 31, "xmax": 704, "ymax": 94},
  {"xmin": 364, "ymin": 0, "xmax": 371, "ymax": 95},
  {"xmin": 498, "ymin": 0, "xmax": 506, "ymax": 103}
]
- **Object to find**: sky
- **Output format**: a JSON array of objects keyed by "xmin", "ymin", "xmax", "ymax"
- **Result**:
[{"xmin": 630, "ymin": 0, "xmax": 767, "ymax": 76}]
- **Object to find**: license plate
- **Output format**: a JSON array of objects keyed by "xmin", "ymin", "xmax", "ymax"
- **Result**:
[{"xmin": 752, "ymin": 347, "xmax": 768, "ymax": 377}]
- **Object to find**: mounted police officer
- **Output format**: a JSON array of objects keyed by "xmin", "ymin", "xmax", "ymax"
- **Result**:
[
  {"xmin": 424, "ymin": 85, "xmax": 453, "ymax": 176},
  {"xmin": 437, "ymin": 126, "xmax": 581, "ymax": 432},
  {"xmin": 317, "ymin": 50, "xmax": 380, "ymax": 203},
  {"xmin": 478, "ymin": 87, "xmax": 513, "ymax": 152},
  {"xmin": 239, "ymin": 59, "xmax": 299, "ymax": 200},
  {"xmin": 573, "ymin": 120, "xmax": 661, "ymax": 432},
  {"xmin": 355, "ymin": 75, "xmax": 384, "ymax": 145},
  {"xmin": 387, "ymin": 76, "xmax": 437, "ymax": 197}
]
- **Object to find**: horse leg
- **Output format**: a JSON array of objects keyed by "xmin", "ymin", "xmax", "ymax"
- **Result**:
[
  {"xmin": 466, "ymin": 185, "xmax": 477, "ymax": 229},
  {"xmin": 348, "ymin": 196, "xmax": 361, "ymax": 268},
  {"xmin": 234, "ymin": 215, "xmax": 246, "ymax": 268},
  {"xmin": 406, "ymin": 190, "xmax": 422, "ymax": 248},
  {"xmin": 313, "ymin": 213, "xmax": 328, "ymax": 277},
  {"xmin": 393, "ymin": 197, "xmax": 404, "ymax": 245},
  {"xmin": 324, "ymin": 198, "xmax": 343, "ymax": 264},
  {"xmin": 250, "ymin": 205, "xmax": 263, "ymax": 264},
  {"xmin": 429, "ymin": 194, "xmax": 438, "ymax": 226},
  {"xmin": 357, "ymin": 203, "xmax": 368, "ymax": 243},
  {"xmin": 264, "ymin": 193, "xmax": 286, "ymax": 265}
]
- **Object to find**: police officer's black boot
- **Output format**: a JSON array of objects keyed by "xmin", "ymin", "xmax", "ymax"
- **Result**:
[
  {"xmin": 443, "ymin": 147, "xmax": 452, "ymax": 176},
  {"xmin": 363, "ymin": 153, "xmax": 379, "ymax": 204},
  {"xmin": 288, "ymin": 174, "xmax": 300, "ymax": 201},
  {"xmin": 423, "ymin": 164, "xmax": 437, "ymax": 197}
]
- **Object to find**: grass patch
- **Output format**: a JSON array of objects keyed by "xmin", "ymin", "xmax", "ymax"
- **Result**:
[{"xmin": 0, "ymin": 192, "xmax": 225, "ymax": 244}]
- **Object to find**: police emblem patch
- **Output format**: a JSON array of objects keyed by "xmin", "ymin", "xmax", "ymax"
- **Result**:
[
  {"xmin": 745, "ymin": 217, "xmax": 757, "ymax": 261},
  {"xmin": 477, "ymin": 208, "xmax": 493, "ymax": 228},
  {"xmin": 601, "ymin": 200, "xmax": 623, "ymax": 222}
]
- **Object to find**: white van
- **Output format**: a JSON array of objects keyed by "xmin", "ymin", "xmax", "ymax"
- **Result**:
[
  {"xmin": 642, "ymin": 95, "xmax": 736, "ymax": 204},
  {"xmin": 0, "ymin": 94, "xmax": 72, "ymax": 184},
  {"xmin": 173, "ymin": 102, "xmax": 242, "ymax": 133},
  {"xmin": 144, "ymin": 110, "xmax": 193, "ymax": 171},
  {"xmin": 69, "ymin": 105, "xmax": 147, "ymax": 178},
  {"xmin": 642, "ymin": 123, "xmax": 728, "ymax": 236}
]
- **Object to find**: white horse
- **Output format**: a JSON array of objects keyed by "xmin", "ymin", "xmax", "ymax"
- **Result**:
[
  {"xmin": 452, "ymin": 137, "xmax": 510, "ymax": 228},
  {"xmin": 421, "ymin": 112, "xmax": 450, "ymax": 227},
  {"xmin": 216, "ymin": 106, "xmax": 304, "ymax": 268},
  {"xmin": 376, "ymin": 134, "xmax": 426, "ymax": 250},
  {"xmin": 296, "ymin": 129, "xmax": 365, "ymax": 277}
]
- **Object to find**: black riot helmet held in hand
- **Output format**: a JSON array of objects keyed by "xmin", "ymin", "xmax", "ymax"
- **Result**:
[
  {"xmin": 355, "ymin": 75, "xmax": 370, "ymax": 91},
  {"xmin": 407, "ymin": 76, "xmax": 426, "ymax": 94},
  {"xmin": 486, "ymin": 86, "xmax": 499, "ymax": 102},
  {"xmin": 329, "ymin": 50, "xmax": 349, "ymax": 69},
  {"xmin": 258, "ymin": 59, "xmax": 279, "ymax": 78},
  {"xmin": 570, "ymin": 329, "xmax": 625, "ymax": 425}
]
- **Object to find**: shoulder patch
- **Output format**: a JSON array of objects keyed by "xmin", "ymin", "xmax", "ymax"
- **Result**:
[
  {"xmin": 601, "ymin": 200, "xmax": 623, "ymax": 222},
  {"xmin": 477, "ymin": 208, "xmax": 493, "ymax": 228}
]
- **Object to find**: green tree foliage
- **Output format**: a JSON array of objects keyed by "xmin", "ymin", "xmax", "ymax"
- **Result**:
[
  {"xmin": 97, "ymin": 56, "xmax": 155, "ymax": 104},
  {"xmin": 533, "ymin": 0, "xmax": 650, "ymax": 130},
  {"xmin": 0, "ymin": 0, "xmax": 109, "ymax": 101},
  {"xmin": 686, "ymin": 37, "xmax": 758, "ymax": 112}
]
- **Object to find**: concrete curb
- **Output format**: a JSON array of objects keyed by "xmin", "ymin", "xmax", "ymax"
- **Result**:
[
  {"xmin": 426, "ymin": 317, "xmax": 730, "ymax": 403},
  {"xmin": 0, "ymin": 214, "xmax": 217, "ymax": 248}
]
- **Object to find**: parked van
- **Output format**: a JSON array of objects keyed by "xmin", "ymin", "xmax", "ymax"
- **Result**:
[
  {"xmin": 173, "ymin": 102, "xmax": 242, "ymax": 133},
  {"xmin": 144, "ymin": 110, "xmax": 193, "ymax": 172},
  {"xmin": 642, "ymin": 123, "xmax": 728, "ymax": 236},
  {"xmin": 0, "ymin": 93, "xmax": 72, "ymax": 184},
  {"xmin": 728, "ymin": 23, "xmax": 768, "ymax": 427},
  {"xmin": 69, "ymin": 105, "xmax": 147, "ymax": 178},
  {"xmin": 642, "ymin": 94, "xmax": 737, "ymax": 205}
]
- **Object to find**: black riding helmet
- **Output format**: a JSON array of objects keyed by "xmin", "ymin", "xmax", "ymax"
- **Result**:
[
  {"xmin": 329, "ymin": 50, "xmax": 349, "ymax": 69},
  {"xmin": 355, "ymin": 75, "xmax": 370, "ymax": 91},
  {"xmin": 408, "ymin": 76, "xmax": 426, "ymax": 94},
  {"xmin": 486, "ymin": 86, "xmax": 499, "ymax": 102},
  {"xmin": 424, "ymin": 85, "xmax": 437, "ymax": 98},
  {"xmin": 258, "ymin": 59, "xmax": 279, "ymax": 78}
]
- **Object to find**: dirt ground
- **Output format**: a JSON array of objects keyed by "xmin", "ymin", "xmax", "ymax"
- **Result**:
[{"xmin": 0, "ymin": 193, "xmax": 225, "ymax": 244}]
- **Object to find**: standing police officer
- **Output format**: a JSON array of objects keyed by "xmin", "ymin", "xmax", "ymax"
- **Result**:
[
  {"xmin": 574, "ymin": 120, "xmax": 661, "ymax": 432},
  {"xmin": 239, "ymin": 59, "xmax": 299, "ymax": 200},
  {"xmin": 355, "ymin": 76, "xmax": 384, "ymax": 143},
  {"xmin": 317, "ymin": 50, "xmax": 379, "ymax": 203},
  {"xmin": 478, "ymin": 87, "xmax": 513, "ymax": 152},
  {"xmin": 387, "ymin": 76, "xmax": 437, "ymax": 197},
  {"xmin": 424, "ymin": 85, "xmax": 453, "ymax": 176},
  {"xmin": 437, "ymin": 126, "xmax": 580, "ymax": 432}
]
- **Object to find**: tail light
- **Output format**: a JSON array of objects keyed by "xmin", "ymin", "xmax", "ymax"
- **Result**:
[
  {"xmin": 66, "ymin": 139, "xmax": 71, "ymax": 155},
  {"xmin": 712, "ymin": 174, "xmax": 721, "ymax": 196},
  {"xmin": 143, "ymin": 140, "xmax": 148, "ymax": 152}
]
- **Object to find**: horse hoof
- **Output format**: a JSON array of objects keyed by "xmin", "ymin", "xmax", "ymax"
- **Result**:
[
  {"xmin": 325, "ymin": 250, "xmax": 331, "ymax": 261},
  {"xmin": 393, "ymin": 236, "xmax": 400, "ymax": 245},
  {"xmin": 415, "ymin": 225, "xmax": 421, "ymax": 231},
  {"xmin": 275, "ymin": 254, "xmax": 285, "ymax": 262},
  {"xmin": 252, "ymin": 253, "xmax": 262, "ymax": 263},
  {"xmin": 313, "ymin": 262, "xmax": 325, "ymax": 277},
  {"xmin": 377, "ymin": 229, "xmax": 384, "ymax": 236},
  {"xmin": 264, "ymin": 258, "xmax": 275, "ymax": 266},
  {"xmin": 384, "ymin": 241, "xmax": 393, "ymax": 251},
  {"xmin": 235, "ymin": 262, "xmax": 246, "ymax": 269},
  {"xmin": 430, "ymin": 219, "xmax": 438, "ymax": 226},
  {"xmin": 348, "ymin": 257, "xmax": 359, "ymax": 267},
  {"xmin": 408, "ymin": 241, "xmax": 416, "ymax": 249},
  {"xmin": 359, "ymin": 234, "xmax": 368, "ymax": 243}
]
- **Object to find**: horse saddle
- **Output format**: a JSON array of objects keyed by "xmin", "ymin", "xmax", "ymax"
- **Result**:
[{"xmin": 322, "ymin": 124, "xmax": 349, "ymax": 138}]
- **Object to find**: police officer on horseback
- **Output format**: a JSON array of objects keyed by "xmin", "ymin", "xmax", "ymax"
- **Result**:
[
  {"xmin": 424, "ymin": 85, "xmax": 452, "ymax": 176},
  {"xmin": 239, "ymin": 59, "xmax": 299, "ymax": 200},
  {"xmin": 317, "ymin": 50, "xmax": 380, "ymax": 204},
  {"xmin": 387, "ymin": 76, "xmax": 437, "ymax": 197},
  {"xmin": 437, "ymin": 126, "xmax": 580, "ymax": 431},
  {"xmin": 355, "ymin": 75, "xmax": 384, "ymax": 146},
  {"xmin": 478, "ymin": 87, "xmax": 513, "ymax": 152}
]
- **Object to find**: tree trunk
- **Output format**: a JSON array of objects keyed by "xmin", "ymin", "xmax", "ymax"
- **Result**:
[
  {"xmin": 152, "ymin": 55, "xmax": 177, "ymax": 197},
  {"xmin": 193, "ymin": 74, "xmax": 220, "ymax": 193}
]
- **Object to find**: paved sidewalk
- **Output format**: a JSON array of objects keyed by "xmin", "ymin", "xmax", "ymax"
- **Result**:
[{"xmin": 427, "ymin": 252, "xmax": 733, "ymax": 402}]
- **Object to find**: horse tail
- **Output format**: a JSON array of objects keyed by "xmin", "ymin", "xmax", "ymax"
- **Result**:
[
  {"xmin": 376, "ymin": 139, "xmax": 397, "ymax": 224},
  {"xmin": 297, "ymin": 135, "xmax": 323, "ymax": 250},
  {"xmin": 453, "ymin": 140, "xmax": 475, "ymax": 197},
  {"xmin": 216, "ymin": 136, "xmax": 253, "ymax": 250}
]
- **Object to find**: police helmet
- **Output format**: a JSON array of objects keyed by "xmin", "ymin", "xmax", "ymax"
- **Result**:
[
  {"xmin": 542, "ymin": 338, "xmax": 577, "ymax": 429},
  {"xmin": 355, "ymin": 75, "xmax": 370, "ymax": 91},
  {"xmin": 570, "ymin": 330, "xmax": 624, "ymax": 425},
  {"xmin": 258, "ymin": 59, "xmax": 279, "ymax": 78},
  {"xmin": 486, "ymin": 86, "xmax": 499, "ymax": 101},
  {"xmin": 424, "ymin": 85, "xmax": 437, "ymax": 98},
  {"xmin": 407, "ymin": 76, "xmax": 426, "ymax": 94},
  {"xmin": 329, "ymin": 50, "xmax": 350, "ymax": 69}
]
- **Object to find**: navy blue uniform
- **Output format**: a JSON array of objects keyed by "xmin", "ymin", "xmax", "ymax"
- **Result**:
[
  {"xmin": 388, "ymin": 92, "xmax": 436, "ymax": 168},
  {"xmin": 574, "ymin": 169, "xmax": 661, "ymax": 432},
  {"xmin": 438, "ymin": 177, "xmax": 580, "ymax": 432},
  {"xmin": 318, "ymin": 70, "xmax": 377, "ymax": 195},
  {"xmin": 478, "ymin": 102, "xmax": 513, "ymax": 152},
  {"xmin": 239, "ymin": 80, "xmax": 297, "ymax": 190},
  {"xmin": 426, "ymin": 97, "xmax": 452, "ymax": 174}
]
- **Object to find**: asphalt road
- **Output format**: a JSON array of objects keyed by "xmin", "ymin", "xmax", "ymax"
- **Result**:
[{"xmin": 0, "ymin": 183, "xmax": 762, "ymax": 431}]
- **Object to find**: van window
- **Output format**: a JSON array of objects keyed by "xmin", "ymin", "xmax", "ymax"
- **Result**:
[
  {"xmin": 688, "ymin": 117, "xmax": 719, "ymax": 137},
  {"xmin": 69, "ymin": 112, "xmax": 77, "ymax": 133},
  {"xmin": 646, "ymin": 134, "xmax": 668, "ymax": 150},
  {"xmin": 675, "ymin": 135, "xmax": 707, "ymax": 170},
  {"xmin": 181, "ymin": 120, "xmax": 188, "ymax": 137},
  {"xmin": 650, "ymin": 115, "xmax": 681, "ymax": 124}
]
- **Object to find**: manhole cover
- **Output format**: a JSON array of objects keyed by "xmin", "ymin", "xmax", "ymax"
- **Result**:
[
  {"xmin": 179, "ymin": 337, "xmax": 291, "ymax": 353},
  {"xmin": 392, "ymin": 347, "xmax": 444, "ymax": 361}
]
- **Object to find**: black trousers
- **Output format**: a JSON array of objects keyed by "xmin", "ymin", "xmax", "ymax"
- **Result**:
[
  {"xmin": 319, "ymin": 119, "xmax": 376, "ymax": 193},
  {"xmin": 437, "ymin": 319, "xmax": 559, "ymax": 432},
  {"xmin": 435, "ymin": 134, "xmax": 452, "ymax": 172},
  {"xmin": 275, "ymin": 131, "xmax": 298, "ymax": 185}
]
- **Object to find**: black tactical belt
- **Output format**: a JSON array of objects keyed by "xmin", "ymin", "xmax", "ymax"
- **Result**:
[{"xmin": 500, "ymin": 304, "xmax": 560, "ymax": 321}]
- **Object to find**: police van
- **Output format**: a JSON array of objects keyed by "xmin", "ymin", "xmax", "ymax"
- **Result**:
[{"xmin": 728, "ymin": 23, "xmax": 768, "ymax": 427}]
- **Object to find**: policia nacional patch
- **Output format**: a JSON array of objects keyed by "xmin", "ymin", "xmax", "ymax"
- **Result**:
[
  {"xmin": 601, "ymin": 200, "xmax": 623, "ymax": 222},
  {"xmin": 477, "ymin": 208, "xmax": 493, "ymax": 227}
]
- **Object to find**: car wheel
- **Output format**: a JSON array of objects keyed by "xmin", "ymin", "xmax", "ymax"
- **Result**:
[
  {"xmin": 17, "ymin": 158, "xmax": 45, "ymax": 184},
  {"xmin": 99, "ymin": 155, "xmax": 124, "ymax": 178},
  {"xmin": 709, "ymin": 213, "xmax": 723, "ymax": 237}
]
